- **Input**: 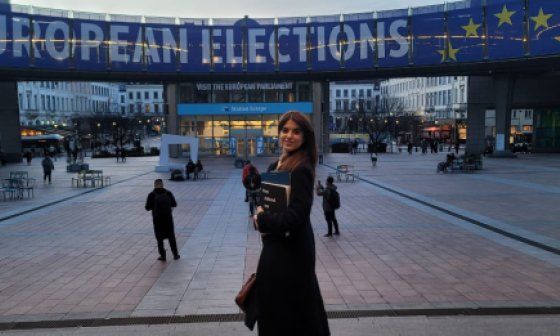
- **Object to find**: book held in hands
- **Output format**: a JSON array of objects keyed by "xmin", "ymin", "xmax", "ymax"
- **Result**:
[{"xmin": 260, "ymin": 171, "xmax": 291, "ymax": 214}]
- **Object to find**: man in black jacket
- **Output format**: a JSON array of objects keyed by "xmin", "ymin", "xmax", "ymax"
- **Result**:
[
  {"xmin": 145, "ymin": 179, "xmax": 180, "ymax": 261},
  {"xmin": 316, "ymin": 176, "xmax": 340, "ymax": 237}
]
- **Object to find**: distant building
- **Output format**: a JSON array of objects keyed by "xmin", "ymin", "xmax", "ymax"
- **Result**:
[
  {"xmin": 17, "ymin": 81, "xmax": 122, "ymax": 127},
  {"xmin": 380, "ymin": 76, "xmax": 468, "ymax": 120},
  {"xmin": 329, "ymin": 81, "xmax": 381, "ymax": 132},
  {"xmin": 122, "ymin": 84, "xmax": 164, "ymax": 117}
]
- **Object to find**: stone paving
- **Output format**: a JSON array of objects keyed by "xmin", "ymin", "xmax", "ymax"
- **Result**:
[{"xmin": 1, "ymin": 152, "xmax": 560, "ymax": 326}]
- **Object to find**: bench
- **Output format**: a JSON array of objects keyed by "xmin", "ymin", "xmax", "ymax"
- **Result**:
[{"xmin": 330, "ymin": 165, "xmax": 359, "ymax": 182}]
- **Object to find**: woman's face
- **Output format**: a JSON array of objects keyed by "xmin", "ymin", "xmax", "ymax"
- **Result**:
[{"xmin": 280, "ymin": 119, "xmax": 304, "ymax": 153}]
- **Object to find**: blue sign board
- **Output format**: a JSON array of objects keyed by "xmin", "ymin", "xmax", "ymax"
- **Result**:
[
  {"xmin": 178, "ymin": 102, "xmax": 313, "ymax": 116},
  {"xmin": 0, "ymin": 0, "xmax": 560, "ymax": 73}
]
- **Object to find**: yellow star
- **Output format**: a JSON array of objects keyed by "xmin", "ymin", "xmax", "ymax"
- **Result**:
[
  {"xmin": 436, "ymin": 41, "xmax": 459, "ymax": 62},
  {"xmin": 531, "ymin": 8, "xmax": 553, "ymax": 31},
  {"xmin": 437, "ymin": 48, "xmax": 446, "ymax": 62},
  {"xmin": 462, "ymin": 18, "xmax": 481, "ymax": 37},
  {"xmin": 494, "ymin": 4, "xmax": 516, "ymax": 27},
  {"xmin": 447, "ymin": 41, "xmax": 459, "ymax": 61}
]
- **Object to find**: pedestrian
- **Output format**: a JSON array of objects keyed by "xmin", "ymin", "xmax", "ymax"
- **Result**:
[
  {"xmin": 115, "ymin": 147, "xmax": 121, "ymax": 163},
  {"xmin": 252, "ymin": 111, "xmax": 330, "ymax": 335},
  {"xmin": 352, "ymin": 139, "xmax": 358, "ymax": 154},
  {"xmin": 120, "ymin": 148, "xmax": 126, "ymax": 163},
  {"xmin": 185, "ymin": 159, "xmax": 195, "ymax": 180},
  {"xmin": 455, "ymin": 142, "xmax": 460, "ymax": 155},
  {"xmin": 194, "ymin": 159, "xmax": 203, "ymax": 180},
  {"xmin": 316, "ymin": 176, "xmax": 340, "ymax": 237},
  {"xmin": 243, "ymin": 165, "xmax": 261, "ymax": 215},
  {"xmin": 41, "ymin": 155, "xmax": 54, "ymax": 184},
  {"xmin": 25, "ymin": 150, "xmax": 33, "ymax": 165},
  {"xmin": 407, "ymin": 142, "xmax": 413, "ymax": 155},
  {"xmin": 145, "ymin": 179, "xmax": 180, "ymax": 261}
]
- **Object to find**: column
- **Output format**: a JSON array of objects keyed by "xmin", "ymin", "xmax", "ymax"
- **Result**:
[
  {"xmin": 0, "ymin": 82, "xmax": 22, "ymax": 163},
  {"xmin": 165, "ymin": 83, "xmax": 180, "ymax": 158},
  {"xmin": 492, "ymin": 74, "xmax": 516, "ymax": 156},
  {"xmin": 466, "ymin": 76, "xmax": 492, "ymax": 155},
  {"xmin": 311, "ymin": 81, "xmax": 329, "ymax": 155}
]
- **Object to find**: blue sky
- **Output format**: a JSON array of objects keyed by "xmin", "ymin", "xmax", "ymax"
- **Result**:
[{"xmin": 13, "ymin": 0, "xmax": 439, "ymax": 18}]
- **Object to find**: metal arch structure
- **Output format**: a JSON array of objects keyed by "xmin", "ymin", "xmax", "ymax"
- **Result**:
[{"xmin": 0, "ymin": 0, "xmax": 560, "ymax": 81}]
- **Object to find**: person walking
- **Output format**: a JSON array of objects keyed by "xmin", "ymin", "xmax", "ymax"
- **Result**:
[
  {"xmin": 145, "ymin": 179, "xmax": 180, "ymax": 261},
  {"xmin": 115, "ymin": 147, "xmax": 121, "ymax": 163},
  {"xmin": 194, "ymin": 159, "xmax": 203, "ymax": 180},
  {"xmin": 120, "ymin": 148, "xmax": 126, "ymax": 163},
  {"xmin": 41, "ymin": 155, "xmax": 54, "ymax": 184},
  {"xmin": 252, "ymin": 111, "xmax": 330, "ymax": 336},
  {"xmin": 316, "ymin": 176, "xmax": 340, "ymax": 237},
  {"xmin": 407, "ymin": 142, "xmax": 413, "ymax": 155},
  {"xmin": 243, "ymin": 165, "xmax": 261, "ymax": 215},
  {"xmin": 25, "ymin": 150, "xmax": 33, "ymax": 165},
  {"xmin": 185, "ymin": 159, "xmax": 195, "ymax": 180}
]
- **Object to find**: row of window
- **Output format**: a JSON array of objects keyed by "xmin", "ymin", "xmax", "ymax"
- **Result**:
[
  {"xmin": 334, "ymin": 88, "xmax": 375, "ymax": 98},
  {"xmin": 128, "ymin": 91, "xmax": 161, "ymax": 101},
  {"xmin": 25, "ymin": 81, "xmax": 113, "ymax": 96},
  {"xmin": 18, "ymin": 93, "xmax": 111, "ymax": 114},
  {"xmin": 125, "ymin": 103, "xmax": 162, "ymax": 114},
  {"xmin": 380, "ymin": 77, "xmax": 463, "ymax": 95}
]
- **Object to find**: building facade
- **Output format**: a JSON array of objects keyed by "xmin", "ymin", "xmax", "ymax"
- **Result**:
[
  {"xmin": 17, "ymin": 81, "xmax": 122, "ymax": 127},
  {"xmin": 123, "ymin": 84, "xmax": 165, "ymax": 116},
  {"xmin": 329, "ymin": 81, "xmax": 381, "ymax": 132}
]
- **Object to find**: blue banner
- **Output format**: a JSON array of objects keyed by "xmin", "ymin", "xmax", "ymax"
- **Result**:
[
  {"xmin": 182, "ymin": 24, "xmax": 210, "ymax": 73},
  {"xmin": 32, "ymin": 15, "xmax": 70, "ymax": 69},
  {"xmin": 144, "ymin": 24, "xmax": 180, "ymax": 72},
  {"xmin": 528, "ymin": 0, "xmax": 560, "ymax": 56},
  {"xmin": 212, "ymin": 23, "xmax": 243, "ymax": 73},
  {"xmin": 310, "ymin": 20, "xmax": 341, "ymax": 70},
  {"xmin": 487, "ymin": 0, "xmax": 525, "ymax": 60},
  {"xmin": 412, "ymin": 8, "xmax": 445, "ymax": 65},
  {"xmin": 343, "ymin": 19, "xmax": 375, "ymax": 70},
  {"xmin": 178, "ymin": 102, "xmax": 313, "ymax": 115},
  {"xmin": 246, "ymin": 21, "xmax": 276, "ymax": 72},
  {"xmin": 447, "ymin": 5, "xmax": 485, "ymax": 62},
  {"xmin": 73, "ymin": 19, "xmax": 108, "ymax": 71},
  {"xmin": 277, "ymin": 22, "xmax": 308, "ymax": 72},
  {"xmin": 109, "ymin": 22, "xmax": 143, "ymax": 72},
  {"xmin": 377, "ymin": 16, "xmax": 409, "ymax": 68},
  {"xmin": 0, "ymin": 14, "xmax": 31, "ymax": 68}
]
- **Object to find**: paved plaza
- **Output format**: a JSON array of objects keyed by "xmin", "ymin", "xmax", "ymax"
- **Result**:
[{"xmin": 1, "ymin": 151, "xmax": 560, "ymax": 334}]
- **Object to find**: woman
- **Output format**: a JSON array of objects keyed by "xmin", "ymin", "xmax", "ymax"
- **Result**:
[{"xmin": 253, "ymin": 111, "xmax": 330, "ymax": 336}]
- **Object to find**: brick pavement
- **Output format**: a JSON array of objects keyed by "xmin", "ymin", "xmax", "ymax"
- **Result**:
[{"xmin": 0, "ymin": 153, "xmax": 560, "ymax": 324}]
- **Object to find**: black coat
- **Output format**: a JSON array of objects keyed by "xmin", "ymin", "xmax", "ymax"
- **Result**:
[
  {"xmin": 255, "ymin": 161, "xmax": 330, "ymax": 336},
  {"xmin": 145, "ymin": 188, "xmax": 177, "ymax": 240}
]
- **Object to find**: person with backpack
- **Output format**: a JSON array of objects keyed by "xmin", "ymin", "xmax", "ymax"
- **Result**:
[
  {"xmin": 41, "ymin": 155, "xmax": 55, "ymax": 184},
  {"xmin": 243, "ymin": 165, "xmax": 261, "ymax": 215},
  {"xmin": 316, "ymin": 176, "xmax": 340, "ymax": 237},
  {"xmin": 145, "ymin": 179, "xmax": 180, "ymax": 261}
]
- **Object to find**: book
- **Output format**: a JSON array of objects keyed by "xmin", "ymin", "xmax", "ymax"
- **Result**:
[{"xmin": 260, "ymin": 171, "xmax": 291, "ymax": 214}]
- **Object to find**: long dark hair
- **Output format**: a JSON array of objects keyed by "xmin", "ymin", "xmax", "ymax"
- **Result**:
[{"xmin": 277, "ymin": 111, "xmax": 317, "ymax": 175}]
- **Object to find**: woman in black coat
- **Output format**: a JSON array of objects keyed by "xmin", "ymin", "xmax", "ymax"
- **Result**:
[{"xmin": 253, "ymin": 111, "xmax": 330, "ymax": 336}]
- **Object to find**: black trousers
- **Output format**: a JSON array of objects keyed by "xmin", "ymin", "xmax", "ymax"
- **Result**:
[
  {"xmin": 324, "ymin": 210, "xmax": 339, "ymax": 235},
  {"xmin": 157, "ymin": 236, "xmax": 179, "ymax": 258},
  {"xmin": 43, "ymin": 171, "xmax": 52, "ymax": 183}
]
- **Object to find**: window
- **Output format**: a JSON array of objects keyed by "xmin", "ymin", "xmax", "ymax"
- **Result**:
[
  {"xmin": 351, "ymin": 90, "xmax": 356, "ymax": 97},
  {"xmin": 136, "ymin": 92, "xmax": 141, "ymax": 100},
  {"xmin": 121, "ymin": 96, "xmax": 125, "ymax": 103},
  {"xmin": 145, "ymin": 91, "xmax": 149, "ymax": 99},
  {"xmin": 129, "ymin": 92, "xmax": 133, "ymax": 100},
  {"xmin": 367, "ymin": 89, "xmax": 372, "ymax": 97},
  {"xmin": 343, "ymin": 89, "xmax": 348, "ymax": 97},
  {"xmin": 154, "ymin": 104, "xmax": 159, "ymax": 113},
  {"xmin": 18, "ymin": 94, "xmax": 23, "ymax": 110},
  {"xmin": 335, "ymin": 100, "xmax": 342, "ymax": 111},
  {"xmin": 336, "ymin": 90, "xmax": 341, "ymax": 98},
  {"xmin": 154, "ymin": 91, "xmax": 159, "ymax": 99},
  {"xmin": 129, "ymin": 104, "xmax": 134, "ymax": 113}
]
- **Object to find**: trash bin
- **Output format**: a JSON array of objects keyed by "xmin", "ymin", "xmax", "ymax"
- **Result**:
[{"xmin": 318, "ymin": 154, "xmax": 323, "ymax": 164}]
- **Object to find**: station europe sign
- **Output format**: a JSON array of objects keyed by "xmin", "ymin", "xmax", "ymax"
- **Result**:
[
  {"xmin": 0, "ymin": 0, "xmax": 559, "ymax": 72},
  {"xmin": 178, "ymin": 102, "xmax": 313, "ymax": 115}
]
